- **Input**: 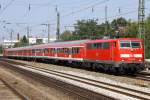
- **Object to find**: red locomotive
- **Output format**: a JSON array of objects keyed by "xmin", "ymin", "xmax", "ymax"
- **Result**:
[{"xmin": 3, "ymin": 38, "xmax": 145, "ymax": 74}]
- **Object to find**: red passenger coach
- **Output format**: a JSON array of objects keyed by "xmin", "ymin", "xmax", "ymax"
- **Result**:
[{"xmin": 3, "ymin": 38, "xmax": 145, "ymax": 74}]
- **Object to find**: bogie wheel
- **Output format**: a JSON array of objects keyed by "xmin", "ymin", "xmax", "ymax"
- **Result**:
[{"xmin": 118, "ymin": 67, "xmax": 126, "ymax": 75}]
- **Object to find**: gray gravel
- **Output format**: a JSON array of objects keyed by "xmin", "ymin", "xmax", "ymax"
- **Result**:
[{"xmin": 9, "ymin": 59, "xmax": 150, "ymax": 88}]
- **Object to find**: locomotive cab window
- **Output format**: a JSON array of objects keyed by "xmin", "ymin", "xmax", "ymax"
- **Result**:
[
  {"xmin": 120, "ymin": 41, "xmax": 130, "ymax": 48},
  {"xmin": 131, "ymin": 41, "xmax": 141, "ymax": 48},
  {"xmin": 120, "ymin": 41, "xmax": 141, "ymax": 48}
]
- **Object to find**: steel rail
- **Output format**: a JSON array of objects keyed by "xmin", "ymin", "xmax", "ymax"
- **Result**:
[
  {"xmin": 0, "ymin": 79, "xmax": 29, "ymax": 100},
  {"xmin": 1, "ymin": 60, "xmax": 150, "ymax": 100},
  {"xmin": 0, "ymin": 61, "xmax": 114, "ymax": 100}
]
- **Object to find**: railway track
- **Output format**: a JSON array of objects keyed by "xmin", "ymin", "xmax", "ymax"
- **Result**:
[
  {"xmin": 0, "ymin": 79, "xmax": 26, "ymax": 100},
  {"xmin": 3, "ymin": 58, "xmax": 150, "ymax": 83},
  {"xmin": 1, "ymin": 59, "xmax": 150, "ymax": 100},
  {"xmin": 134, "ymin": 72, "xmax": 150, "ymax": 82}
]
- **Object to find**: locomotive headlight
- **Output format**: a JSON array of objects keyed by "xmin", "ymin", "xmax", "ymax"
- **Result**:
[
  {"xmin": 122, "ymin": 59, "xmax": 125, "ymax": 61},
  {"xmin": 120, "ymin": 54, "xmax": 130, "ymax": 58}
]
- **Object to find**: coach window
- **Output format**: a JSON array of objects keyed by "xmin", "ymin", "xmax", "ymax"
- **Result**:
[
  {"xmin": 87, "ymin": 44, "xmax": 92, "ymax": 49},
  {"xmin": 51, "ymin": 48, "xmax": 53, "ymax": 53},
  {"xmin": 54, "ymin": 48, "xmax": 56, "ymax": 53},
  {"xmin": 73, "ymin": 47, "xmax": 80, "ymax": 54},
  {"xmin": 65, "ymin": 48, "xmax": 68, "ymax": 53},
  {"xmin": 54, "ymin": 48, "xmax": 57, "ymax": 53},
  {"xmin": 49, "ymin": 48, "xmax": 52, "ymax": 53},
  {"xmin": 57, "ymin": 48, "xmax": 59, "ymax": 53},
  {"xmin": 41, "ymin": 49, "xmax": 44, "ymax": 53},
  {"xmin": 32, "ymin": 49, "xmax": 35, "ymax": 53},
  {"xmin": 72, "ymin": 48, "xmax": 75, "ymax": 54},
  {"xmin": 51, "ymin": 48, "xmax": 55, "ymax": 53},
  {"xmin": 58, "ymin": 48, "xmax": 61, "ymax": 53},
  {"xmin": 59, "ymin": 48, "xmax": 61, "ymax": 53},
  {"xmin": 36, "ymin": 49, "xmax": 39, "ymax": 53},
  {"xmin": 61, "ymin": 48, "xmax": 64, "ymax": 53},
  {"xmin": 76, "ymin": 48, "xmax": 80, "ymax": 53},
  {"xmin": 44, "ymin": 48, "xmax": 49, "ymax": 53}
]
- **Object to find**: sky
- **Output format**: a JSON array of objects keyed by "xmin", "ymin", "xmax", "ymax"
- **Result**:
[{"xmin": 0, "ymin": 0, "xmax": 150, "ymax": 42}]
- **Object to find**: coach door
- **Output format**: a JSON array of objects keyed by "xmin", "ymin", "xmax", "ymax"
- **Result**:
[{"xmin": 69, "ymin": 47, "xmax": 72, "ymax": 58}]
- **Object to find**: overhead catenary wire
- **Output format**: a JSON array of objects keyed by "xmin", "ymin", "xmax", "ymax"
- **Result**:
[
  {"xmin": 1, "ymin": 0, "xmax": 149, "ymax": 39},
  {"xmin": 22, "ymin": 0, "xmax": 110, "ymax": 30},
  {"xmin": 0, "ymin": 0, "xmax": 16, "ymax": 16},
  {"xmin": 62, "ymin": 0, "xmax": 109, "ymax": 17},
  {"xmin": 16, "ymin": 7, "xmax": 150, "ymax": 35}
]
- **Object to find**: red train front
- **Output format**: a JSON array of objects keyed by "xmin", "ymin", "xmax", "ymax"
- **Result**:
[
  {"xmin": 3, "ymin": 38, "xmax": 145, "ymax": 74},
  {"xmin": 84, "ymin": 38, "xmax": 144, "ymax": 73},
  {"xmin": 116, "ymin": 38, "xmax": 144, "ymax": 72}
]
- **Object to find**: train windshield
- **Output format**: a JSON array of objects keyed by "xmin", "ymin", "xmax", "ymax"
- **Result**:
[{"xmin": 120, "ymin": 41, "xmax": 141, "ymax": 48}]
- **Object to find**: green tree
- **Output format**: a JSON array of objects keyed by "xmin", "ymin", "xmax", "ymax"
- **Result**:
[
  {"xmin": 74, "ymin": 19, "xmax": 104, "ymax": 40},
  {"xmin": 14, "ymin": 35, "xmax": 28, "ymax": 47},
  {"xmin": 145, "ymin": 15, "xmax": 150, "ymax": 59},
  {"xmin": 126, "ymin": 22, "xmax": 138, "ymax": 37},
  {"xmin": 0, "ymin": 45, "xmax": 3, "ymax": 54},
  {"xmin": 60, "ymin": 31, "xmax": 73, "ymax": 41},
  {"xmin": 111, "ymin": 17, "xmax": 129, "ymax": 37},
  {"xmin": 36, "ymin": 39, "xmax": 43, "ymax": 44}
]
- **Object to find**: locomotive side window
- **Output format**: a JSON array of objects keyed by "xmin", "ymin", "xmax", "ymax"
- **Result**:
[
  {"xmin": 102, "ymin": 42, "xmax": 110, "ymax": 49},
  {"xmin": 87, "ymin": 42, "xmax": 109, "ymax": 49},
  {"xmin": 87, "ymin": 43, "xmax": 102, "ymax": 49},
  {"xmin": 94, "ymin": 43, "xmax": 102, "ymax": 49},
  {"xmin": 97, "ymin": 43, "xmax": 102, "ymax": 48}
]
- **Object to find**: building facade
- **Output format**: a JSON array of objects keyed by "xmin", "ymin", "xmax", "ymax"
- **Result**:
[{"xmin": 2, "ymin": 40, "xmax": 19, "ymax": 48}]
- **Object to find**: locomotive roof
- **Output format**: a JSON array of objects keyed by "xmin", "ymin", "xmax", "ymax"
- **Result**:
[{"xmin": 5, "ymin": 38, "xmax": 142, "ymax": 51}]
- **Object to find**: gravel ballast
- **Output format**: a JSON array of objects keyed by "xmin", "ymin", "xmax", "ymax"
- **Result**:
[{"xmin": 6, "ymin": 59, "xmax": 150, "ymax": 88}]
